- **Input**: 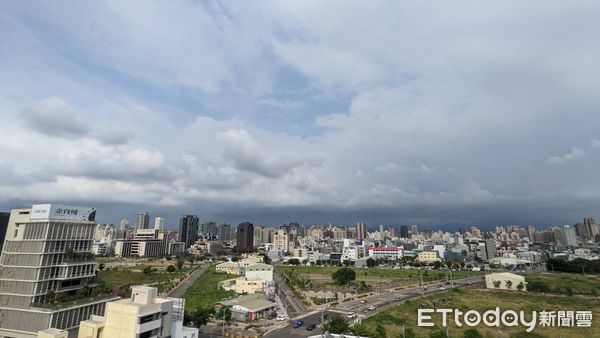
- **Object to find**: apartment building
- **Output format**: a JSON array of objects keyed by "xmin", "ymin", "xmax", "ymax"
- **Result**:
[{"xmin": 0, "ymin": 204, "xmax": 119, "ymax": 338}]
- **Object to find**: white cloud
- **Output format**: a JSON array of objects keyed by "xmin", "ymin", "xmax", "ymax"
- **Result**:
[
  {"xmin": 547, "ymin": 147, "xmax": 586, "ymax": 164},
  {"xmin": 591, "ymin": 139, "xmax": 600, "ymax": 148}
]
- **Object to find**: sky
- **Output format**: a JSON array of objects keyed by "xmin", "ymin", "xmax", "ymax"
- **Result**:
[{"xmin": 1, "ymin": 1, "xmax": 600, "ymax": 230}]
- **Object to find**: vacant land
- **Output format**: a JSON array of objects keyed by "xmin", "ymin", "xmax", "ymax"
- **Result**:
[
  {"xmin": 98, "ymin": 264, "xmax": 192, "ymax": 292},
  {"xmin": 278, "ymin": 266, "xmax": 482, "ymax": 292},
  {"xmin": 182, "ymin": 265, "xmax": 236, "ymax": 314},
  {"xmin": 526, "ymin": 272, "xmax": 600, "ymax": 295},
  {"xmin": 356, "ymin": 288, "xmax": 600, "ymax": 338}
]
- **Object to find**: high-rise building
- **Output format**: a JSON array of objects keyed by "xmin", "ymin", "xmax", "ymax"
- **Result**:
[
  {"xmin": 584, "ymin": 218, "xmax": 598, "ymax": 240},
  {"xmin": 154, "ymin": 217, "xmax": 165, "ymax": 231},
  {"xmin": 236, "ymin": 222, "xmax": 254, "ymax": 253},
  {"xmin": 379, "ymin": 224, "xmax": 384, "ymax": 233},
  {"xmin": 253, "ymin": 224, "xmax": 264, "ymax": 247},
  {"xmin": 179, "ymin": 215, "xmax": 199, "ymax": 249},
  {"xmin": 273, "ymin": 228, "xmax": 290, "ymax": 252},
  {"xmin": 119, "ymin": 219, "xmax": 129, "ymax": 231},
  {"xmin": 0, "ymin": 211, "xmax": 9, "ymax": 253},
  {"xmin": 562, "ymin": 225, "xmax": 577, "ymax": 247},
  {"xmin": 356, "ymin": 222, "xmax": 367, "ymax": 241},
  {"xmin": 218, "ymin": 223, "xmax": 231, "ymax": 242},
  {"xmin": 399, "ymin": 225, "xmax": 409, "ymax": 239},
  {"xmin": 135, "ymin": 212, "xmax": 150, "ymax": 229},
  {"xmin": 0, "ymin": 204, "xmax": 119, "ymax": 337},
  {"xmin": 410, "ymin": 224, "xmax": 419, "ymax": 236},
  {"xmin": 199, "ymin": 221, "xmax": 218, "ymax": 241}
]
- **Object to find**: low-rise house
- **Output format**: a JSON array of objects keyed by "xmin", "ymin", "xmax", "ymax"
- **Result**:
[{"xmin": 215, "ymin": 293, "xmax": 277, "ymax": 322}]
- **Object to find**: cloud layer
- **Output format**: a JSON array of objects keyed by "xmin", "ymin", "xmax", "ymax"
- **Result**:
[{"xmin": 2, "ymin": 1, "xmax": 600, "ymax": 227}]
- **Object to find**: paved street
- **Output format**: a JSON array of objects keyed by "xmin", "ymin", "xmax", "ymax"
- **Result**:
[
  {"xmin": 275, "ymin": 272, "xmax": 306, "ymax": 318},
  {"xmin": 168, "ymin": 265, "xmax": 206, "ymax": 298},
  {"xmin": 265, "ymin": 275, "xmax": 485, "ymax": 337}
]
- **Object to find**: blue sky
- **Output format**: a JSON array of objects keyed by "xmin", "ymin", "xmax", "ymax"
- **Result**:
[{"xmin": 2, "ymin": 1, "xmax": 600, "ymax": 229}]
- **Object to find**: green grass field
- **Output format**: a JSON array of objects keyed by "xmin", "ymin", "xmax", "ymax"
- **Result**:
[
  {"xmin": 355, "ymin": 288, "xmax": 600, "ymax": 338},
  {"xmin": 182, "ymin": 265, "xmax": 236, "ymax": 314},
  {"xmin": 98, "ymin": 264, "xmax": 191, "ymax": 290},
  {"xmin": 526, "ymin": 273, "xmax": 600, "ymax": 295}
]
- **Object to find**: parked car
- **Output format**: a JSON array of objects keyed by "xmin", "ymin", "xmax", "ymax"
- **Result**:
[
  {"xmin": 347, "ymin": 312, "xmax": 357, "ymax": 318},
  {"xmin": 394, "ymin": 295, "xmax": 401, "ymax": 301},
  {"xmin": 368, "ymin": 305, "xmax": 376, "ymax": 311},
  {"xmin": 360, "ymin": 299, "xmax": 367, "ymax": 304},
  {"xmin": 293, "ymin": 320, "xmax": 304, "ymax": 328},
  {"xmin": 439, "ymin": 286, "xmax": 446, "ymax": 290},
  {"xmin": 421, "ymin": 286, "xmax": 428, "ymax": 291},
  {"xmin": 306, "ymin": 323, "xmax": 316, "ymax": 331},
  {"xmin": 277, "ymin": 315, "xmax": 288, "ymax": 321}
]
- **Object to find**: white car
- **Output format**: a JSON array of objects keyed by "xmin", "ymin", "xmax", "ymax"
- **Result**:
[
  {"xmin": 347, "ymin": 312, "xmax": 357, "ymax": 318},
  {"xmin": 367, "ymin": 305, "xmax": 376, "ymax": 311},
  {"xmin": 277, "ymin": 315, "xmax": 288, "ymax": 321}
]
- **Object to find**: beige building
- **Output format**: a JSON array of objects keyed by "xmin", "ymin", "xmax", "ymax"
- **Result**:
[
  {"xmin": 485, "ymin": 272, "xmax": 526, "ymax": 291},
  {"xmin": 37, "ymin": 329, "xmax": 68, "ymax": 338},
  {"xmin": 219, "ymin": 277, "xmax": 265, "ymax": 294},
  {"xmin": 78, "ymin": 286, "xmax": 173, "ymax": 338},
  {"xmin": 417, "ymin": 251, "xmax": 440, "ymax": 263},
  {"xmin": 216, "ymin": 261, "xmax": 239, "ymax": 274}
]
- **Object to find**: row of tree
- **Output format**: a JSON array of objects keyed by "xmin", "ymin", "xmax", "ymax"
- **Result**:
[{"xmin": 547, "ymin": 258, "xmax": 600, "ymax": 274}]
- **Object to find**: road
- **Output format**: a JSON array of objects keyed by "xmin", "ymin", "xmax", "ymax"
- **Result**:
[
  {"xmin": 274, "ymin": 272, "xmax": 306, "ymax": 318},
  {"xmin": 168, "ymin": 265, "xmax": 206, "ymax": 298},
  {"xmin": 265, "ymin": 275, "xmax": 485, "ymax": 337}
]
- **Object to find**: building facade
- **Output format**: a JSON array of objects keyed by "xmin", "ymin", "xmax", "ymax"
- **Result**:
[
  {"xmin": 179, "ymin": 215, "xmax": 199, "ymax": 250},
  {"xmin": 135, "ymin": 212, "xmax": 150, "ymax": 230},
  {"xmin": 236, "ymin": 222, "xmax": 254, "ymax": 253},
  {"xmin": 0, "ymin": 204, "xmax": 119, "ymax": 338}
]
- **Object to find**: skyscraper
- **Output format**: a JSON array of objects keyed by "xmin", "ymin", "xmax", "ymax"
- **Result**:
[
  {"xmin": 379, "ymin": 224, "xmax": 384, "ymax": 233},
  {"xmin": 399, "ymin": 225, "xmax": 409, "ymax": 239},
  {"xmin": 218, "ymin": 223, "xmax": 231, "ymax": 242},
  {"xmin": 154, "ymin": 217, "xmax": 165, "ymax": 231},
  {"xmin": 562, "ymin": 225, "xmax": 577, "ymax": 247},
  {"xmin": 0, "ymin": 204, "xmax": 119, "ymax": 337},
  {"xmin": 356, "ymin": 222, "xmax": 367, "ymax": 241},
  {"xmin": 179, "ymin": 215, "xmax": 199, "ymax": 249},
  {"xmin": 410, "ymin": 224, "xmax": 419, "ymax": 236},
  {"xmin": 236, "ymin": 222, "xmax": 254, "ymax": 253},
  {"xmin": 135, "ymin": 211, "xmax": 150, "ymax": 229},
  {"xmin": 200, "ymin": 221, "xmax": 218, "ymax": 240}
]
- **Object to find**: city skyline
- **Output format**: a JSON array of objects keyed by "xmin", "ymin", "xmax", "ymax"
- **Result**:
[{"xmin": 3, "ymin": 2, "xmax": 600, "ymax": 227}]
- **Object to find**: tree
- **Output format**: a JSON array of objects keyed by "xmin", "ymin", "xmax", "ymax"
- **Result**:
[
  {"xmin": 176, "ymin": 259, "xmax": 185, "ymax": 270},
  {"xmin": 98, "ymin": 263, "xmax": 105, "ymax": 271},
  {"xmin": 187, "ymin": 307, "xmax": 213, "ymax": 328},
  {"xmin": 186, "ymin": 255, "xmax": 196, "ymax": 267},
  {"xmin": 464, "ymin": 328, "xmax": 483, "ymax": 338},
  {"xmin": 429, "ymin": 330, "xmax": 447, "ymax": 338},
  {"xmin": 516, "ymin": 281, "xmax": 525, "ymax": 291},
  {"xmin": 433, "ymin": 261, "xmax": 442, "ymax": 269},
  {"xmin": 76, "ymin": 287, "xmax": 88, "ymax": 299},
  {"xmin": 167, "ymin": 265, "xmax": 176, "ymax": 273},
  {"xmin": 332, "ymin": 267, "xmax": 356, "ymax": 286},
  {"xmin": 492, "ymin": 280, "xmax": 501, "ymax": 288},
  {"xmin": 262, "ymin": 254, "xmax": 272, "ymax": 264},
  {"xmin": 375, "ymin": 324, "xmax": 386, "ymax": 338},
  {"xmin": 322, "ymin": 314, "xmax": 350, "ymax": 334},
  {"xmin": 143, "ymin": 266, "xmax": 154, "ymax": 275},
  {"xmin": 216, "ymin": 307, "xmax": 232, "ymax": 322},
  {"xmin": 366, "ymin": 258, "xmax": 377, "ymax": 268},
  {"xmin": 288, "ymin": 258, "xmax": 301, "ymax": 265},
  {"xmin": 527, "ymin": 280, "xmax": 549, "ymax": 292},
  {"xmin": 505, "ymin": 280, "xmax": 513, "ymax": 289}
]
